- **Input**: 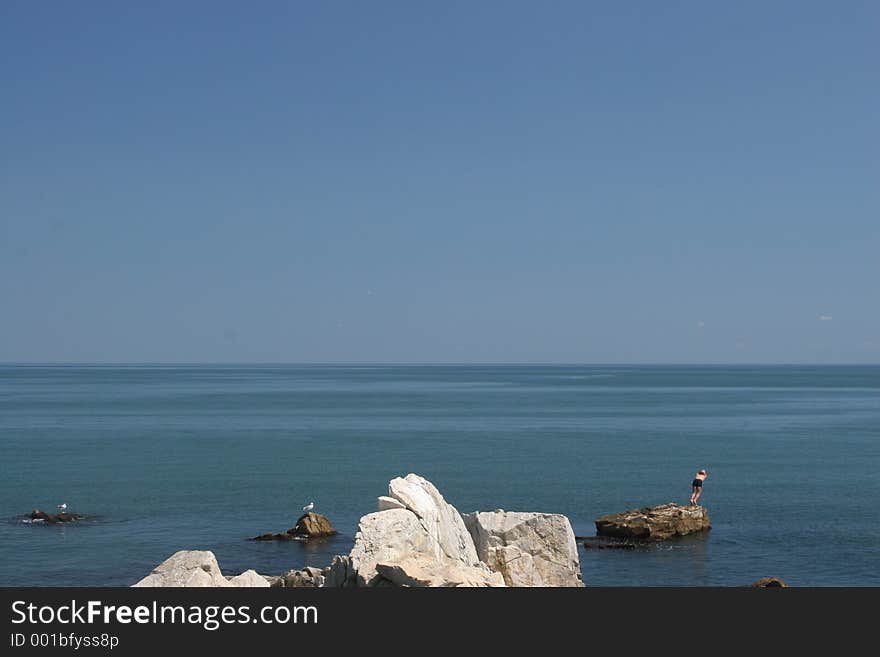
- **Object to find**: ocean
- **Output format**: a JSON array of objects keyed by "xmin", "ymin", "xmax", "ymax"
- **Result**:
[{"xmin": 1, "ymin": 364, "xmax": 877, "ymax": 586}]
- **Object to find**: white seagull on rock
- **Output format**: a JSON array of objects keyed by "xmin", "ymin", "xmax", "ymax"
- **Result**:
[
  {"xmin": 302, "ymin": 502, "xmax": 315, "ymax": 513},
  {"xmin": 57, "ymin": 503, "xmax": 68, "ymax": 514}
]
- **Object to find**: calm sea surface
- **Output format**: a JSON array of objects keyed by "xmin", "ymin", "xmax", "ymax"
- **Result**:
[{"xmin": 1, "ymin": 364, "xmax": 878, "ymax": 586}]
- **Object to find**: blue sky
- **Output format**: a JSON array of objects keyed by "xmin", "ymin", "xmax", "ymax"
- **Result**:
[{"xmin": 1, "ymin": 1, "xmax": 877, "ymax": 363}]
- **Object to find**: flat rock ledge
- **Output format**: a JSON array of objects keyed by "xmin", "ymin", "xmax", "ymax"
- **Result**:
[
  {"xmin": 595, "ymin": 503, "xmax": 710, "ymax": 540},
  {"xmin": 252, "ymin": 512, "xmax": 337, "ymax": 541}
]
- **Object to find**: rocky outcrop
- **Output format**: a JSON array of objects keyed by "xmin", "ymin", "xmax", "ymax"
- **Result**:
[
  {"xmin": 387, "ymin": 474, "xmax": 479, "ymax": 565},
  {"xmin": 464, "ymin": 511, "xmax": 583, "ymax": 587},
  {"xmin": 251, "ymin": 512, "xmax": 336, "ymax": 541},
  {"xmin": 133, "ymin": 550, "xmax": 270, "ymax": 587},
  {"xmin": 335, "ymin": 474, "xmax": 486, "ymax": 587},
  {"xmin": 750, "ymin": 577, "xmax": 788, "ymax": 588},
  {"xmin": 29, "ymin": 509, "xmax": 84, "ymax": 523},
  {"xmin": 375, "ymin": 555, "xmax": 504, "ymax": 587},
  {"xmin": 595, "ymin": 503, "xmax": 710, "ymax": 540},
  {"xmin": 291, "ymin": 512, "xmax": 337, "ymax": 538}
]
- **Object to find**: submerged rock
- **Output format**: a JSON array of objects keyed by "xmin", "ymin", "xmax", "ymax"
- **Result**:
[
  {"xmin": 29, "ymin": 509, "xmax": 84, "ymax": 523},
  {"xmin": 750, "ymin": 577, "xmax": 788, "ymax": 588},
  {"xmin": 595, "ymin": 503, "xmax": 710, "ymax": 540},
  {"xmin": 464, "ymin": 510, "xmax": 583, "ymax": 587},
  {"xmin": 581, "ymin": 536, "xmax": 640, "ymax": 550}
]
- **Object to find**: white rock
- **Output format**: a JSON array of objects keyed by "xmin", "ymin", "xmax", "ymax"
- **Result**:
[
  {"xmin": 375, "ymin": 554, "xmax": 506, "ymax": 587},
  {"xmin": 377, "ymin": 495, "xmax": 406, "ymax": 511},
  {"xmin": 348, "ymin": 508, "xmax": 435, "ymax": 586},
  {"xmin": 464, "ymin": 511, "xmax": 583, "ymax": 587},
  {"xmin": 227, "ymin": 569, "xmax": 271, "ymax": 587},
  {"xmin": 133, "ymin": 550, "xmax": 230, "ymax": 587},
  {"xmin": 387, "ymin": 474, "xmax": 479, "ymax": 566}
]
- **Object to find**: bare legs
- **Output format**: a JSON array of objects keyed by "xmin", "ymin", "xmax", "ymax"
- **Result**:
[{"xmin": 691, "ymin": 487, "xmax": 702, "ymax": 506}]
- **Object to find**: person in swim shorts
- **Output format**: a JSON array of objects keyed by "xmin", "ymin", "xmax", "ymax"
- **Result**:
[{"xmin": 690, "ymin": 469, "xmax": 708, "ymax": 506}]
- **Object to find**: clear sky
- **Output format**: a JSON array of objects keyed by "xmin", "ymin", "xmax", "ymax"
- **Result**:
[{"xmin": 1, "ymin": 1, "xmax": 877, "ymax": 364}]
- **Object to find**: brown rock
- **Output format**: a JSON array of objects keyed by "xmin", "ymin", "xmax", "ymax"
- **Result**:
[
  {"xmin": 29, "ymin": 509, "xmax": 83, "ymax": 523},
  {"xmin": 595, "ymin": 503, "xmax": 710, "ymax": 540},
  {"xmin": 289, "ymin": 512, "xmax": 337, "ymax": 538},
  {"xmin": 750, "ymin": 577, "xmax": 788, "ymax": 588}
]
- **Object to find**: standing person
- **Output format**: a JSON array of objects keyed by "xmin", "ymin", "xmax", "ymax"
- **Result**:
[{"xmin": 690, "ymin": 469, "xmax": 708, "ymax": 505}]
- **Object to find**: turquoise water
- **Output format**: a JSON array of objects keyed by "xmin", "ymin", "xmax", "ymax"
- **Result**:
[{"xmin": 1, "ymin": 364, "xmax": 878, "ymax": 586}]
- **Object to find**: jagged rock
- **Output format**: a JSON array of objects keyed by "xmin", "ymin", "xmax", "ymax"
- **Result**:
[
  {"xmin": 276, "ymin": 567, "xmax": 326, "ymax": 588},
  {"xmin": 375, "ymin": 555, "xmax": 505, "ymax": 587},
  {"xmin": 595, "ymin": 503, "xmax": 710, "ymax": 540},
  {"xmin": 750, "ymin": 577, "xmax": 788, "ymax": 588},
  {"xmin": 325, "ymin": 555, "xmax": 357, "ymax": 588},
  {"xmin": 387, "ymin": 474, "xmax": 479, "ymax": 565},
  {"xmin": 133, "ymin": 551, "xmax": 231, "ymax": 587},
  {"xmin": 290, "ymin": 512, "xmax": 337, "ymax": 538},
  {"xmin": 377, "ymin": 496, "xmax": 406, "ymax": 511},
  {"xmin": 464, "ymin": 511, "xmax": 583, "ymax": 587},
  {"xmin": 348, "ymin": 509, "xmax": 436, "ymax": 586},
  {"xmin": 227, "ymin": 570, "xmax": 270, "ymax": 587}
]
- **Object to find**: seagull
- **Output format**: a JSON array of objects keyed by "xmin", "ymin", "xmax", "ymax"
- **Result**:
[
  {"xmin": 302, "ymin": 502, "xmax": 315, "ymax": 513},
  {"xmin": 57, "ymin": 503, "xmax": 68, "ymax": 514}
]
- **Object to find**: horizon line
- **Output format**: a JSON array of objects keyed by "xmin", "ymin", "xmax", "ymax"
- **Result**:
[{"xmin": 2, "ymin": 361, "xmax": 879, "ymax": 367}]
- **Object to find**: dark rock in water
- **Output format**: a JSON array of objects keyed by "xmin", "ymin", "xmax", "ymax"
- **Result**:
[
  {"xmin": 595, "ymin": 503, "xmax": 710, "ymax": 540},
  {"xmin": 251, "ymin": 513, "xmax": 336, "ymax": 541},
  {"xmin": 29, "ymin": 509, "xmax": 84, "ymax": 523},
  {"xmin": 289, "ymin": 512, "xmax": 337, "ymax": 538},
  {"xmin": 581, "ymin": 535, "xmax": 640, "ymax": 550},
  {"xmin": 750, "ymin": 577, "xmax": 788, "ymax": 588},
  {"xmin": 251, "ymin": 532, "xmax": 302, "ymax": 541}
]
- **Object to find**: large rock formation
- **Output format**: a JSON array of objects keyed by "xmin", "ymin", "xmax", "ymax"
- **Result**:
[
  {"xmin": 464, "ymin": 510, "xmax": 583, "ymax": 587},
  {"xmin": 595, "ymin": 503, "xmax": 710, "ymax": 540},
  {"xmin": 387, "ymin": 474, "xmax": 479, "ymax": 565},
  {"xmin": 133, "ymin": 550, "xmax": 269, "ymax": 587},
  {"xmin": 333, "ymin": 474, "xmax": 494, "ymax": 587}
]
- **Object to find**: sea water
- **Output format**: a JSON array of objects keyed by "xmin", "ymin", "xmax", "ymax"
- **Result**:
[{"xmin": 1, "ymin": 364, "xmax": 877, "ymax": 586}]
